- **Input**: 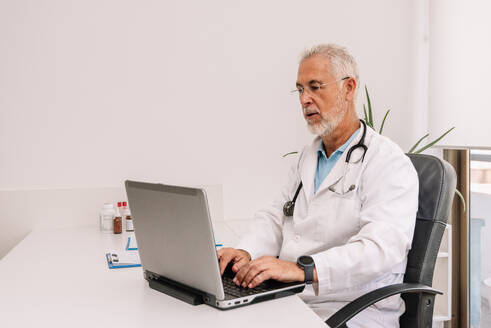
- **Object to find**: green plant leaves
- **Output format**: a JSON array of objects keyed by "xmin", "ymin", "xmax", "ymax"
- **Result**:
[
  {"xmin": 455, "ymin": 189, "xmax": 466, "ymax": 213},
  {"xmin": 379, "ymin": 109, "xmax": 390, "ymax": 134},
  {"xmin": 408, "ymin": 134, "xmax": 429, "ymax": 153},
  {"xmin": 364, "ymin": 86, "xmax": 374, "ymax": 129},
  {"xmin": 362, "ymin": 86, "xmax": 455, "ymax": 154},
  {"xmin": 363, "ymin": 104, "xmax": 369, "ymax": 127},
  {"xmin": 411, "ymin": 127, "xmax": 455, "ymax": 154},
  {"xmin": 282, "ymin": 151, "xmax": 298, "ymax": 158}
]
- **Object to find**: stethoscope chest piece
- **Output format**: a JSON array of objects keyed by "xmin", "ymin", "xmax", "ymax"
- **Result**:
[
  {"xmin": 283, "ymin": 181, "xmax": 303, "ymax": 217},
  {"xmin": 283, "ymin": 200, "xmax": 295, "ymax": 217}
]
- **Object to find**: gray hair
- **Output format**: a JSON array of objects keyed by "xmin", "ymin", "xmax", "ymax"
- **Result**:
[{"xmin": 300, "ymin": 44, "xmax": 359, "ymax": 94}]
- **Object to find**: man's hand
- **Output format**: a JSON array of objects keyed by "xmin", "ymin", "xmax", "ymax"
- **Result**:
[
  {"xmin": 233, "ymin": 256, "xmax": 304, "ymax": 288},
  {"xmin": 217, "ymin": 247, "xmax": 251, "ymax": 275}
]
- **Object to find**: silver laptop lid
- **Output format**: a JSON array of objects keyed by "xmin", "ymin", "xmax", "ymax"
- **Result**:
[{"xmin": 125, "ymin": 180, "xmax": 225, "ymax": 300}]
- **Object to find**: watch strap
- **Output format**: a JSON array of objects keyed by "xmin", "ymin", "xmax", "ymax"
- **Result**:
[
  {"xmin": 297, "ymin": 256, "xmax": 314, "ymax": 284},
  {"xmin": 303, "ymin": 264, "xmax": 314, "ymax": 284}
]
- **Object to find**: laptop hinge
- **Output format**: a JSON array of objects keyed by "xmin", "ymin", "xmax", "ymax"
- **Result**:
[{"xmin": 145, "ymin": 270, "xmax": 205, "ymax": 306}]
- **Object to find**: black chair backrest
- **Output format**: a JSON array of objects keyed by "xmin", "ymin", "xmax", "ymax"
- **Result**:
[
  {"xmin": 404, "ymin": 154, "xmax": 456, "ymax": 286},
  {"xmin": 400, "ymin": 154, "xmax": 456, "ymax": 327}
]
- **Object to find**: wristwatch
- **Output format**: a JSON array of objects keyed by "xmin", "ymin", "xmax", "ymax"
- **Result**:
[{"xmin": 297, "ymin": 255, "xmax": 315, "ymax": 284}]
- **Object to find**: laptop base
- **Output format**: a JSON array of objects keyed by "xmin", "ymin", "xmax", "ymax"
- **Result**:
[
  {"xmin": 147, "ymin": 272, "xmax": 205, "ymax": 306},
  {"xmin": 214, "ymin": 284, "xmax": 306, "ymax": 310}
]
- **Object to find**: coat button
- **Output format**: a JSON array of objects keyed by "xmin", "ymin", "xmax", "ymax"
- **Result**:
[{"xmin": 295, "ymin": 235, "xmax": 301, "ymax": 241}]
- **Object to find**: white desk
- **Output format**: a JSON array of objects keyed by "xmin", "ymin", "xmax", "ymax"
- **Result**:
[{"xmin": 0, "ymin": 227, "xmax": 326, "ymax": 328}]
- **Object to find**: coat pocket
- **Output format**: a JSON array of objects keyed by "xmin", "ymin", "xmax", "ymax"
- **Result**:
[{"xmin": 313, "ymin": 195, "xmax": 361, "ymax": 245}]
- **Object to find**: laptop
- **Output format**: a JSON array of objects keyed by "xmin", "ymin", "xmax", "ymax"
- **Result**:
[{"xmin": 125, "ymin": 180, "xmax": 305, "ymax": 309}]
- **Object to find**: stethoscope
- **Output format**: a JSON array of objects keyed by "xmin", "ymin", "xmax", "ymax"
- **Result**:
[{"xmin": 282, "ymin": 119, "xmax": 368, "ymax": 217}]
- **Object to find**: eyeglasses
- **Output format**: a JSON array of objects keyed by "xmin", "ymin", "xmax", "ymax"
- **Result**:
[{"xmin": 291, "ymin": 76, "xmax": 350, "ymax": 96}]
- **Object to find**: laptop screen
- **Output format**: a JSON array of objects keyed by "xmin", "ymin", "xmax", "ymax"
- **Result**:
[{"xmin": 125, "ymin": 181, "xmax": 225, "ymax": 299}]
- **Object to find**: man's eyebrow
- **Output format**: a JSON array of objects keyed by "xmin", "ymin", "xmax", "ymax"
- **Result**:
[{"xmin": 296, "ymin": 79, "xmax": 321, "ymax": 87}]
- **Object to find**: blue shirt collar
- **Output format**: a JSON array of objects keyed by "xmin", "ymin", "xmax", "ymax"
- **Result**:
[{"xmin": 317, "ymin": 128, "xmax": 361, "ymax": 159}]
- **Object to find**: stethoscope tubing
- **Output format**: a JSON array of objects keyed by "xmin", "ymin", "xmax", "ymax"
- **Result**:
[{"xmin": 282, "ymin": 119, "xmax": 367, "ymax": 217}]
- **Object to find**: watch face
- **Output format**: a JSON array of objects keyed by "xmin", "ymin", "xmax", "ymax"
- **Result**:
[{"xmin": 299, "ymin": 255, "xmax": 313, "ymax": 265}]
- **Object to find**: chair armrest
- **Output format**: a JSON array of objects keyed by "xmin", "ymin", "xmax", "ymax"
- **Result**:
[{"xmin": 325, "ymin": 283, "xmax": 442, "ymax": 328}]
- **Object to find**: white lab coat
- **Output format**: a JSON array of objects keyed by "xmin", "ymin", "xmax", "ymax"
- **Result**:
[{"xmin": 236, "ymin": 125, "xmax": 418, "ymax": 328}]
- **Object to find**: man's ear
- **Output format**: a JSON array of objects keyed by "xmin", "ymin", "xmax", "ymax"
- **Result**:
[{"xmin": 344, "ymin": 78, "xmax": 357, "ymax": 101}]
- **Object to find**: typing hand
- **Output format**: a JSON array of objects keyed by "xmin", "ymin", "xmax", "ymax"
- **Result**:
[
  {"xmin": 233, "ymin": 256, "xmax": 304, "ymax": 289},
  {"xmin": 217, "ymin": 247, "xmax": 251, "ymax": 276}
]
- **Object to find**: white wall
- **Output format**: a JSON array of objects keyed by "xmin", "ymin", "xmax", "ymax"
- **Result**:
[
  {"xmin": 428, "ymin": 0, "xmax": 491, "ymax": 148},
  {"xmin": 0, "ymin": 0, "xmax": 429, "ymax": 258}
]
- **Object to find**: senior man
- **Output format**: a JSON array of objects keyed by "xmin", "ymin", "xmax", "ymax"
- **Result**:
[{"xmin": 217, "ymin": 44, "xmax": 418, "ymax": 328}]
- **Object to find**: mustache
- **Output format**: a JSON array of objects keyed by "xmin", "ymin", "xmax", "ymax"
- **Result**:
[{"xmin": 303, "ymin": 107, "xmax": 320, "ymax": 116}]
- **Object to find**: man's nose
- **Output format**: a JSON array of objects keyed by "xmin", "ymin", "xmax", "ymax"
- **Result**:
[{"xmin": 300, "ymin": 92, "xmax": 313, "ymax": 107}]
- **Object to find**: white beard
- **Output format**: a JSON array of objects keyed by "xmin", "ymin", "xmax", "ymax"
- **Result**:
[{"xmin": 305, "ymin": 95, "xmax": 347, "ymax": 137}]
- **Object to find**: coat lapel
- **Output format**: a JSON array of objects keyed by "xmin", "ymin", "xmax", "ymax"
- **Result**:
[{"xmin": 299, "ymin": 138, "xmax": 320, "ymax": 203}]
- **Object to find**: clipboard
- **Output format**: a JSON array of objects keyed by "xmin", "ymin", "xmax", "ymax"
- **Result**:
[{"xmin": 106, "ymin": 251, "xmax": 142, "ymax": 269}]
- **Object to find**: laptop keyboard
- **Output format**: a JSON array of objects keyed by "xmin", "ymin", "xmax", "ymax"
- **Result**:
[{"xmin": 222, "ymin": 275, "xmax": 269, "ymax": 298}]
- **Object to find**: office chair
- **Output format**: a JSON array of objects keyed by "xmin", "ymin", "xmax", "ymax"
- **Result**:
[{"xmin": 325, "ymin": 153, "xmax": 457, "ymax": 328}]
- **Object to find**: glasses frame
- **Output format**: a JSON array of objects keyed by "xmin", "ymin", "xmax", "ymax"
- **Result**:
[{"xmin": 291, "ymin": 76, "xmax": 350, "ymax": 96}]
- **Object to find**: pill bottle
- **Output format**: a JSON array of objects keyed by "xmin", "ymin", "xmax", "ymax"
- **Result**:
[
  {"xmin": 123, "ymin": 201, "xmax": 134, "ymax": 232},
  {"xmin": 114, "ymin": 202, "xmax": 123, "ymax": 234},
  {"xmin": 100, "ymin": 203, "xmax": 115, "ymax": 233}
]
